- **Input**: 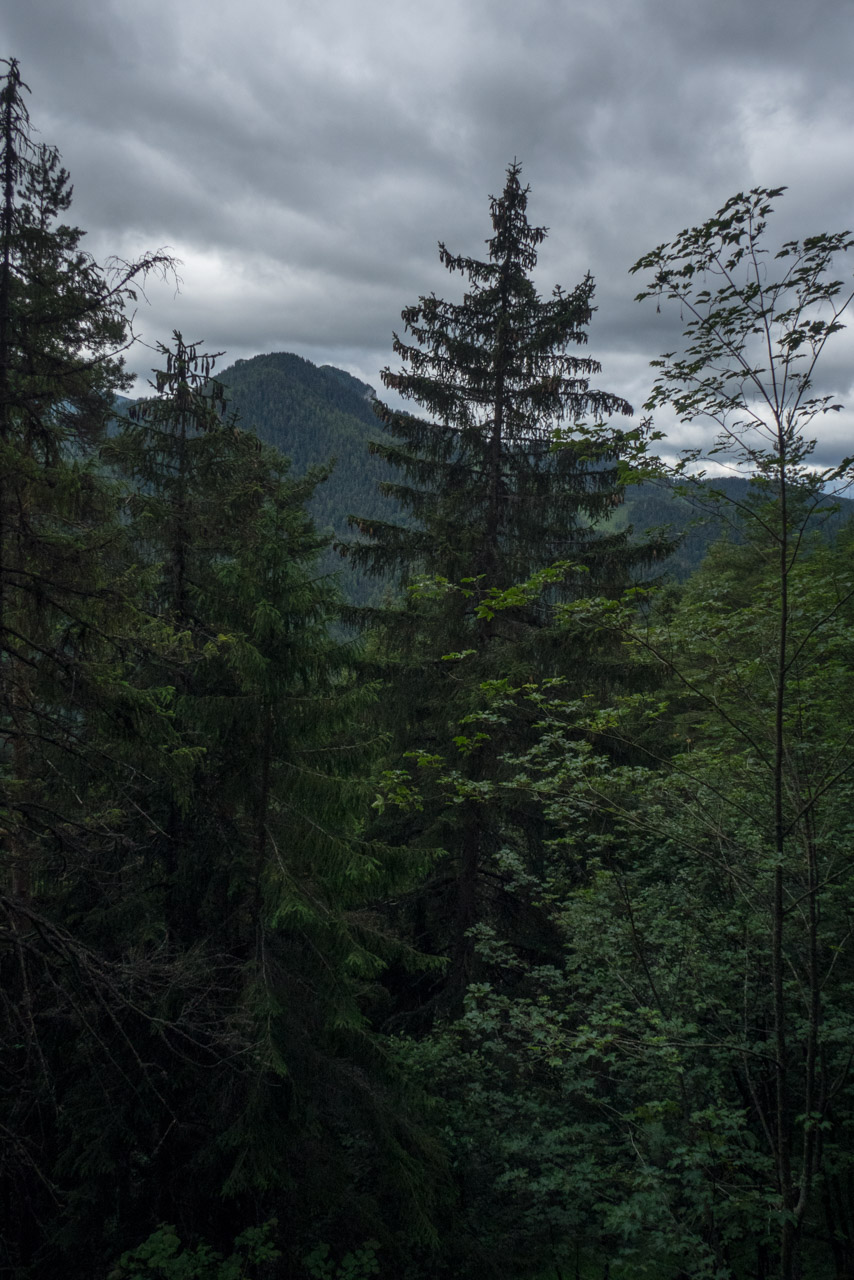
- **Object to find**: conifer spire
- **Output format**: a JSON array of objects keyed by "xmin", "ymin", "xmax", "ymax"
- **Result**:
[{"xmin": 346, "ymin": 164, "xmax": 664, "ymax": 1015}]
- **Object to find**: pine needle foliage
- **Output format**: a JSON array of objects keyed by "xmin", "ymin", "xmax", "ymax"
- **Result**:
[
  {"xmin": 347, "ymin": 160, "xmax": 652, "ymax": 599},
  {"xmin": 101, "ymin": 334, "xmax": 440, "ymax": 1272},
  {"xmin": 346, "ymin": 164, "xmax": 666, "ymax": 1014},
  {"xmin": 0, "ymin": 56, "xmax": 176, "ymax": 887}
]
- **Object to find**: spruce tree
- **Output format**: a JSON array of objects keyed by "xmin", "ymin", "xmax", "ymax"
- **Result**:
[
  {"xmin": 104, "ymin": 333, "xmax": 361, "ymax": 953},
  {"xmin": 348, "ymin": 163, "xmax": 663, "ymax": 1009},
  {"xmin": 0, "ymin": 62, "xmax": 200, "ymax": 1276},
  {"xmin": 0, "ymin": 57, "xmax": 172, "ymax": 892},
  {"xmin": 99, "ymin": 335, "xmax": 439, "ymax": 1274},
  {"xmin": 0, "ymin": 52, "xmax": 177, "ymax": 1009}
]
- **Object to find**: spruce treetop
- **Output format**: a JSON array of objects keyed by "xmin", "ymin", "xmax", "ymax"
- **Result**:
[
  {"xmin": 382, "ymin": 160, "xmax": 632, "ymax": 443},
  {"xmin": 348, "ymin": 161, "xmax": 645, "ymax": 594}
]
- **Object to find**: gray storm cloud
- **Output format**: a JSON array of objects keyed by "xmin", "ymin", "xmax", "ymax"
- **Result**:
[{"xmin": 2, "ymin": 0, "xmax": 852, "ymax": 456}]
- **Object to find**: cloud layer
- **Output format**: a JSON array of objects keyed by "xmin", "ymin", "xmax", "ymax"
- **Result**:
[{"xmin": 3, "ymin": 0, "xmax": 853, "ymax": 462}]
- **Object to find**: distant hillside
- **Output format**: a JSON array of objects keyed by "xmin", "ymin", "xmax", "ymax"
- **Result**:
[
  {"xmin": 205, "ymin": 352, "xmax": 854, "ymax": 596},
  {"xmin": 614, "ymin": 476, "xmax": 854, "ymax": 578},
  {"xmin": 216, "ymin": 352, "xmax": 405, "ymax": 602},
  {"xmin": 218, "ymin": 351, "xmax": 393, "ymax": 534}
]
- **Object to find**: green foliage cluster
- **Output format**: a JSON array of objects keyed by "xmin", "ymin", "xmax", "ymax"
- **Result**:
[
  {"xmin": 395, "ymin": 188, "xmax": 854, "ymax": 1280},
  {"xmin": 110, "ymin": 1221, "xmax": 280, "ymax": 1280},
  {"xmin": 5, "ymin": 58, "xmax": 854, "ymax": 1280}
]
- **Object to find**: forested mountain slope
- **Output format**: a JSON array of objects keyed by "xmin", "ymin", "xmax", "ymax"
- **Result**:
[
  {"xmin": 217, "ymin": 351, "xmax": 395, "ymax": 534},
  {"xmin": 612, "ymin": 474, "xmax": 854, "ymax": 576},
  {"xmin": 213, "ymin": 352, "xmax": 404, "ymax": 601},
  {"xmin": 211, "ymin": 351, "xmax": 854, "ymax": 588}
]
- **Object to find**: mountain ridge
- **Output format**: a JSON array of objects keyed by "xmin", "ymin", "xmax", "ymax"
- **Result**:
[{"xmin": 128, "ymin": 350, "xmax": 854, "ymax": 593}]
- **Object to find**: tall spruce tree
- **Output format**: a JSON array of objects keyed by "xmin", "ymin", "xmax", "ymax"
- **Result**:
[
  {"xmin": 0, "ymin": 61, "xmax": 205, "ymax": 1277},
  {"xmin": 97, "ymin": 335, "xmax": 442, "ymax": 1277},
  {"xmin": 0, "ymin": 57, "xmax": 172, "ymax": 892},
  {"xmin": 348, "ymin": 163, "xmax": 663, "ymax": 1011},
  {"xmin": 104, "ymin": 333, "xmax": 365, "ymax": 955},
  {"xmin": 349, "ymin": 161, "xmax": 641, "ymax": 596}
]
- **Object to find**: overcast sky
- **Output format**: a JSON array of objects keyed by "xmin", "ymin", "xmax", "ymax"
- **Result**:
[{"xmin": 3, "ymin": 0, "xmax": 854, "ymax": 465}]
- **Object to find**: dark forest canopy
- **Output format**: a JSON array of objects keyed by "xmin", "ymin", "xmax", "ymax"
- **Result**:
[{"xmin": 3, "ymin": 59, "xmax": 854, "ymax": 1280}]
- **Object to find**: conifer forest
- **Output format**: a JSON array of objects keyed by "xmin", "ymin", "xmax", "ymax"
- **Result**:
[{"xmin": 6, "ymin": 55, "xmax": 854, "ymax": 1280}]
